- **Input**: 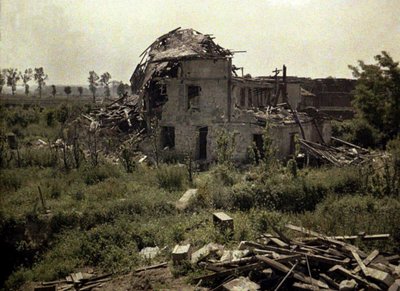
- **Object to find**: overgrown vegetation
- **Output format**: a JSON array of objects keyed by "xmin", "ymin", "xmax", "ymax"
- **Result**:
[
  {"xmin": 335, "ymin": 51, "xmax": 399, "ymax": 147},
  {"xmin": 0, "ymin": 102, "xmax": 399, "ymax": 290}
]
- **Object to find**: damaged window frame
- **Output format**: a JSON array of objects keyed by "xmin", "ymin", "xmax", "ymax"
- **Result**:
[
  {"xmin": 187, "ymin": 84, "xmax": 201, "ymax": 110},
  {"xmin": 161, "ymin": 126, "xmax": 175, "ymax": 149}
]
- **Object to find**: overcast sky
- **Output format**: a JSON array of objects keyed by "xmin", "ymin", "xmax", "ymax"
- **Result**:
[{"xmin": 1, "ymin": 0, "xmax": 399, "ymax": 85}]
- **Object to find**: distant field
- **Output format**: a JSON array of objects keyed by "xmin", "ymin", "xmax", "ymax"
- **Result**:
[{"xmin": 0, "ymin": 94, "xmax": 111, "ymax": 107}]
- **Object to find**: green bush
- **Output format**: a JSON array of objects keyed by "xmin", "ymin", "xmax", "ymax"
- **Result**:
[
  {"xmin": 212, "ymin": 164, "xmax": 238, "ymax": 186},
  {"xmin": 81, "ymin": 163, "xmax": 121, "ymax": 185},
  {"xmin": 194, "ymin": 172, "xmax": 233, "ymax": 210},
  {"xmin": 19, "ymin": 147, "xmax": 58, "ymax": 168},
  {"xmin": 6, "ymin": 107, "xmax": 41, "ymax": 128},
  {"xmin": 300, "ymin": 194, "xmax": 400, "ymax": 252},
  {"xmin": 156, "ymin": 164, "xmax": 187, "ymax": 191},
  {"xmin": 45, "ymin": 110, "xmax": 55, "ymax": 127},
  {"xmin": 0, "ymin": 170, "xmax": 22, "ymax": 191},
  {"xmin": 332, "ymin": 119, "xmax": 382, "ymax": 148}
]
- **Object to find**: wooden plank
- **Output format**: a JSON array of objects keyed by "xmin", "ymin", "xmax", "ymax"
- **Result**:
[
  {"xmin": 41, "ymin": 279, "xmax": 68, "ymax": 286},
  {"xmin": 319, "ymin": 273, "xmax": 340, "ymax": 289},
  {"xmin": 331, "ymin": 136, "xmax": 368, "ymax": 152},
  {"xmin": 212, "ymin": 256, "xmax": 257, "ymax": 267},
  {"xmin": 292, "ymin": 282, "xmax": 334, "ymax": 290},
  {"xmin": 275, "ymin": 254, "xmax": 302, "ymax": 264},
  {"xmin": 270, "ymin": 237, "xmax": 289, "ymax": 248},
  {"xmin": 328, "ymin": 265, "xmax": 381, "ymax": 290},
  {"xmin": 353, "ymin": 249, "xmax": 379, "ymax": 273},
  {"xmin": 385, "ymin": 254, "xmax": 400, "ymax": 263},
  {"xmin": 285, "ymin": 224, "xmax": 367, "ymax": 258},
  {"xmin": 352, "ymin": 250, "xmax": 368, "ymax": 276},
  {"xmin": 262, "ymin": 245, "xmax": 349, "ymax": 266},
  {"xmin": 192, "ymin": 262, "xmax": 262, "ymax": 282},
  {"xmin": 256, "ymin": 255, "xmax": 328, "ymax": 289},
  {"xmin": 135, "ymin": 262, "xmax": 168, "ymax": 273},
  {"xmin": 362, "ymin": 234, "xmax": 390, "ymax": 240}
]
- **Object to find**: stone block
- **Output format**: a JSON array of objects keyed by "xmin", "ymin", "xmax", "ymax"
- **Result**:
[
  {"xmin": 213, "ymin": 212, "xmax": 234, "ymax": 234},
  {"xmin": 172, "ymin": 244, "xmax": 191, "ymax": 265}
]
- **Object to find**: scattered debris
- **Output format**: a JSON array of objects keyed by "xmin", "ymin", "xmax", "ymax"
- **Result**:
[
  {"xmin": 191, "ymin": 243, "xmax": 224, "ymax": 265},
  {"xmin": 190, "ymin": 224, "xmax": 399, "ymax": 290},
  {"xmin": 37, "ymin": 272, "xmax": 111, "ymax": 291},
  {"xmin": 35, "ymin": 139, "xmax": 48, "ymax": 147},
  {"xmin": 299, "ymin": 137, "xmax": 377, "ymax": 166}
]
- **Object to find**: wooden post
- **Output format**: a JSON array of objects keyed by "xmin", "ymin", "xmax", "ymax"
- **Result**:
[{"xmin": 38, "ymin": 186, "xmax": 46, "ymax": 211}]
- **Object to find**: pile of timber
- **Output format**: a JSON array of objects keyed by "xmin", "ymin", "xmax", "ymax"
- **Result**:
[
  {"xmin": 192, "ymin": 224, "xmax": 399, "ymax": 290},
  {"xmin": 35, "ymin": 272, "xmax": 111, "ymax": 291},
  {"xmin": 82, "ymin": 94, "xmax": 143, "ymax": 136},
  {"xmin": 299, "ymin": 137, "xmax": 376, "ymax": 167}
]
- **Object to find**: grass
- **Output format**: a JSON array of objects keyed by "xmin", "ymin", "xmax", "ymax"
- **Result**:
[{"xmin": 0, "ymin": 104, "xmax": 399, "ymax": 290}]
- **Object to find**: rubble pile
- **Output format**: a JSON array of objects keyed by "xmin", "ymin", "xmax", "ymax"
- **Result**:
[
  {"xmin": 299, "ymin": 137, "xmax": 376, "ymax": 167},
  {"xmin": 81, "ymin": 94, "xmax": 144, "ymax": 138},
  {"xmin": 190, "ymin": 223, "xmax": 399, "ymax": 290}
]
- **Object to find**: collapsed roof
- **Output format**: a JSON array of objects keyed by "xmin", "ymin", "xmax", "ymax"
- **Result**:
[{"xmin": 130, "ymin": 27, "xmax": 232, "ymax": 94}]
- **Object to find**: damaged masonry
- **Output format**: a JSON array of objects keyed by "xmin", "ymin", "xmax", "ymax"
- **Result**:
[{"xmin": 128, "ymin": 27, "xmax": 332, "ymax": 163}]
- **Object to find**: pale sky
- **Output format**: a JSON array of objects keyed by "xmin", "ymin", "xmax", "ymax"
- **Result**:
[{"xmin": 1, "ymin": 0, "xmax": 399, "ymax": 85}]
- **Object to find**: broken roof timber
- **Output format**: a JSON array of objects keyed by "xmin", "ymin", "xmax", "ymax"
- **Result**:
[{"xmin": 131, "ymin": 28, "xmax": 232, "ymax": 94}]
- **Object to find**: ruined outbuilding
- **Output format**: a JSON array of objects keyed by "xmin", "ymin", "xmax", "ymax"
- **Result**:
[{"xmin": 130, "ymin": 28, "xmax": 332, "ymax": 162}]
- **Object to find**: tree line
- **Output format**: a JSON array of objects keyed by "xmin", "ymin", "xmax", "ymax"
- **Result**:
[{"xmin": 0, "ymin": 68, "xmax": 129, "ymax": 102}]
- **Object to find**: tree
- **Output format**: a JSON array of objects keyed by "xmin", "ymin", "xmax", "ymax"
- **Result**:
[
  {"xmin": 349, "ymin": 51, "xmax": 400, "ymax": 142},
  {"xmin": 117, "ymin": 81, "xmax": 126, "ymax": 97},
  {"xmin": 100, "ymin": 72, "xmax": 111, "ymax": 98},
  {"xmin": 20, "ymin": 68, "xmax": 33, "ymax": 96},
  {"xmin": 64, "ymin": 86, "xmax": 72, "ymax": 97},
  {"xmin": 34, "ymin": 67, "xmax": 48, "ymax": 98},
  {"xmin": 5, "ymin": 68, "xmax": 20, "ymax": 95},
  {"xmin": 0, "ymin": 70, "xmax": 5, "ymax": 94},
  {"xmin": 77, "ymin": 86, "xmax": 83, "ymax": 98},
  {"xmin": 51, "ymin": 85, "xmax": 57, "ymax": 98},
  {"xmin": 88, "ymin": 71, "xmax": 99, "ymax": 103}
]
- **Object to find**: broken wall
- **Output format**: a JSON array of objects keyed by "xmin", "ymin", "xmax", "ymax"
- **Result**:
[
  {"xmin": 219, "ymin": 120, "xmax": 328, "ymax": 162},
  {"xmin": 157, "ymin": 58, "xmax": 231, "ymax": 160}
]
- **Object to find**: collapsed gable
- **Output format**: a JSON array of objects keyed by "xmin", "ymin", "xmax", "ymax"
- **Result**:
[{"xmin": 130, "ymin": 28, "xmax": 232, "ymax": 96}]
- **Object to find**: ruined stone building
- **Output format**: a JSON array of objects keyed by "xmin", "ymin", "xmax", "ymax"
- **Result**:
[{"xmin": 130, "ymin": 28, "xmax": 331, "ymax": 163}]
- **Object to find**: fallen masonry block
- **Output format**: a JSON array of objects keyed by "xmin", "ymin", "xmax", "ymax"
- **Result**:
[
  {"xmin": 220, "ymin": 249, "xmax": 249, "ymax": 262},
  {"xmin": 139, "ymin": 246, "xmax": 160, "ymax": 259},
  {"xmin": 176, "ymin": 189, "xmax": 198, "ymax": 210},
  {"xmin": 172, "ymin": 244, "xmax": 191, "ymax": 264},
  {"xmin": 222, "ymin": 276, "xmax": 260, "ymax": 291},
  {"xmin": 365, "ymin": 266, "xmax": 395, "ymax": 287},
  {"xmin": 339, "ymin": 279, "xmax": 358, "ymax": 291},
  {"xmin": 213, "ymin": 212, "xmax": 234, "ymax": 234},
  {"xmin": 191, "ymin": 243, "xmax": 224, "ymax": 264},
  {"xmin": 388, "ymin": 279, "xmax": 400, "ymax": 291}
]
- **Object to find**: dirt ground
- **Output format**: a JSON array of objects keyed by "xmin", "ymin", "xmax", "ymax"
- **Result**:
[{"xmin": 93, "ymin": 268, "xmax": 203, "ymax": 291}]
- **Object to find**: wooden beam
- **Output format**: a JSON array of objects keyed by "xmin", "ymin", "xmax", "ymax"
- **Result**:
[{"xmin": 256, "ymin": 255, "xmax": 328, "ymax": 289}]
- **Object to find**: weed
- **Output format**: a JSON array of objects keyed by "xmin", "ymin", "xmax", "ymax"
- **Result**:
[{"xmin": 156, "ymin": 164, "xmax": 187, "ymax": 191}]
